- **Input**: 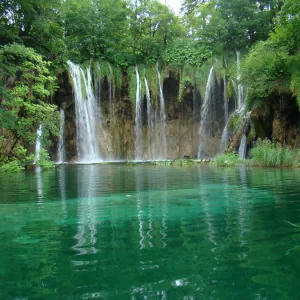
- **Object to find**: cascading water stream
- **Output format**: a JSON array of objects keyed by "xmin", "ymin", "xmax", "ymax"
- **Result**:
[
  {"xmin": 144, "ymin": 77, "xmax": 154, "ymax": 160},
  {"xmin": 68, "ymin": 61, "xmax": 101, "ymax": 163},
  {"xmin": 34, "ymin": 125, "xmax": 42, "ymax": 164},
  {"xmin": 220, "ymin": 75, "xmax": 229, "ymax": 151},
  {"xmin": 238, "ymin": 134, "xmax": 247, "ymax": 159},
  {"xmin": 135, "ymin": 66, "xmax": 142, "ymax": 160},
  {"xmin": 157, "ymin": 63, "xmax": 167, "ymax": 159},
  {"xmin": 198, "ymin": 67, "xmax": 215, "ymax": 159},
  {"xmin": 220, "ymin": 52, "xmax": 247, "ymax": 153},
  {"xmin": 57, "ymin": 108, "xmax": 66, "ymax": 163}
]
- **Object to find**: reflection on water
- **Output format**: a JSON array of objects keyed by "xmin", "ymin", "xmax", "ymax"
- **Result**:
[
  {"xmin": 74, "ymin": 165, "xmax": 99, "ymax": 256},
  {"xmin": 35, "ymin": 166, "xmax": 43, "ymax": 201},
  {"xmin": 0, "ymin": 165, "xmax": 300, "ymax": 299}
]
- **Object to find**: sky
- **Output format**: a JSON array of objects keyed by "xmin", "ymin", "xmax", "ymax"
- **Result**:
[{"xmin": 159, "ymin": 0, "xmax": 182, "ymax": 15}]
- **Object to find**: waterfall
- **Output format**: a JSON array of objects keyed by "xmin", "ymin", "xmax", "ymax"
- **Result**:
[
  {"xmin": 68, "ymin": 61, "xmax": 101, "ymax": 163},
  {"xmin": 57, "ymin": 108, "xmax": 66, "ymax": 163},
  {"xmin": 220, "ymin": 53, "xmax": 246, "ymax": 154},
  {"xmin": 220, "ymin": 75, "xmax": 229, "ymax": 151},
  {"xmin": 238, "ymin": 134, "xmax": 247, "ymax": 159},
  {"xmin": 198, "ymin": 67, "xmax": 216, "ymax": 159},
  {"xmin": 157, "ymin": 63, "xmax": 167, "ymax": 159},
  {"xmin": 236, "ymin": 50, "xmax": 244, "ymax": 111},
  {"xmin": 135, "ymin": 66, "xmax": 142, "ymax": 160},
  {"xmin": 145, "ymin": 77, "xmax": 154, "ymax": 160},
  {"xmin": 34, "ymin": 125, "xmax": 42, "ymax": 164}
]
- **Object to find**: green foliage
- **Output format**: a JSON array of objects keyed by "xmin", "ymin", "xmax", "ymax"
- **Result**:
[
  {"xmin": 248, "ymin": 139, "xmax": 296, "ymax": 167},
  {"xmin": 162, "ymin": 40, "xmax": 211, "ymax": 68},
  {"xmin": 288, "ymin": 53, "xmax": 300, "ymax": 108},
  {"xmin": 242, "ymin": 41, "xmax": 289, "ymax": 107},
  {"xmin": 36, "ymin": 149, "xmax": 56, "ymax": 170},
  {"xmin": 151, "ymin": 159, "xmax": 201, "ymax": 166},
  {"xmin": 0, "ymin": 146, "xmax": 34, "ymax": 173},
  {"xmin": 144, "ymin": 65, "xmax": 159, "ymax": 106},
  {"xmin": 211, "ymin": 153, "xmax": 242, "ymax": 166},
  {"xmin": 178, "ymin": 65, "xmax": 201, "ymax": 102},
  {"xmin": 182, "ymin": 0, "xmax": 281, "ymax": 54},
  {"xmin": 15, "ymin": 146, "xmax": 35, "ymax": 165},
  {"xmin": 228, "ymin": 113, "xmax": 241, "ymax": 131},
  {"xmin": 127, "ymin": 66, "xmax": 137, "ymax": 103},
  {"xmin": 0, "ymin": 0, "xmax": 66, "ymax": 64},
  {"xmin": 0, "ymin": 160, "xmax": 24, "ymax": 173},
  {"xmin": 65, "ymin": 0, "xmax": 131, "ymax": 64},
  {"xmin": 0, "ymin": 43, "xmax": 59, "ymax": 160},
  {"xmin": 171, "ymin": 158, "xmax": 199, "ymax": 166}
]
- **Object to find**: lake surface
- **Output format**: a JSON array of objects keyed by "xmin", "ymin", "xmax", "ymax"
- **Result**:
[{"xmin": 0, "ymin": 164, "xmax": 300, "ymax": 299}]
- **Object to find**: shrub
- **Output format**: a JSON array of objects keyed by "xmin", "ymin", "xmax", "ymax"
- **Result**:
[
  {"xmin": 248, "ymin": 139, "xmax": 296, "ymax": 167},
  {"xmin": 211, "ymin": 153, "xmax": 241, "ymax": 166},
  {"xmin": 36, "ymin": 149, "xmax": 56, "ymax": 170},
  {"xmin": 0, "ymin": 160, "xmax": 24, "ymax": 173}
]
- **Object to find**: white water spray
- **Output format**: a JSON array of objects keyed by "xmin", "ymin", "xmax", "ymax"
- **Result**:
[
  {"xmin": 34, "ymin": 125, "xmax": 42, "ymax": 164},
  {"xmin": 198, "ymin": 67, "xmax": 215, "ymax": 158},
  {"xmin": 238, "ymin": 134, "xmax": 247, "ymax": 159},
  {"xmin": 135, "ymin": 66, "xmax": 142, "ymax": 160}
]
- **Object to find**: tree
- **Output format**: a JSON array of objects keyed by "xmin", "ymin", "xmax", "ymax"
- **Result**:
[
  {"xmin": 182, "ymin": 0, "xmax": 283, "ymax": 54},
  {"xmin": 129, "ymin": 0, "xmax": 186, "ymax": 64},
  {"xmin": 64, "ymin": 0, "xmax": 131, "ymax": 65},
  {"xmin": 0, "ymin": 43, "xmax": 59, "ymax": 159},
  {"xmin": 0, "ymin": 0, "xmax": 66, "ymax": 62}
]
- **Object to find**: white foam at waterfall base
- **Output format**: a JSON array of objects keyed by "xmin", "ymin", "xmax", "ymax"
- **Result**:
[{"xmin": 68, "ymin": 61, "xmax": 102, "ymax": 163}]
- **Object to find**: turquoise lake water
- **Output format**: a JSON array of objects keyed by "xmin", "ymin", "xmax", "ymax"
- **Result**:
[{"xmin": 0, "ymin": 165, "xmax": 300, "ymax": 299}]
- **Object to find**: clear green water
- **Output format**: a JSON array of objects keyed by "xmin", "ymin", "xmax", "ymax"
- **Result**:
[{"xmin": 0, "ymin": 165, "xmax": 300, "ymax": 299}]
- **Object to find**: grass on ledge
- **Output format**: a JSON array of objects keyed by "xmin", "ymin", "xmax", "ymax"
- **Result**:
[
  {"xmin": 212, "ymin": 139, "xmax": 300, "ymax": 167},
  {"xmin": 210, "ymin": 153, "xmax": 242, "ymax": 166},
  {"xmin": 248, "ymin": 139, "xmax": 298, "ymax": 167}
]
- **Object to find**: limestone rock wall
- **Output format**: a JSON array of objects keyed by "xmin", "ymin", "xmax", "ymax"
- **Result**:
[{"xmin": 53, "ymin": 71, "xmax": 230, "ymax": 161}]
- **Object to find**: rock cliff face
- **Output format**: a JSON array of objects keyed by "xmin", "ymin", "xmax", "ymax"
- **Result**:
[{"xmin": 53, "ymin": 71, "xmax": 300, "ymax": 161}]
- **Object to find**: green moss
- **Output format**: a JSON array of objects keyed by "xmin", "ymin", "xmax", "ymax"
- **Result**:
[
  {"xmin": 247, "ymin": 127, "xmax": 256, "ymax": 143},
  {"xmin": 228, "ymin": 114, "xmax": 240, "ymax": 131},
  {"xmin": 144, "ymin": 65, "xmax": 159, "ymax": 107},
  {"xmin": 127, "ymin": 66, "xmax": 137, "ymax": 103},
  {"xmin": 80, "ymin": 71, "xmax": 87, "ymax": 99},
  {"xmin": 227, "ymin": 79, "xmax": 235, "ymax": 99}
]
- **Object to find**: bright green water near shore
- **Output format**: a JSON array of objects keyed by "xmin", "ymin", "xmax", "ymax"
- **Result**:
[{"xmin": 0, "ymin": 165, "xmax": 300, "ymax": 299}]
